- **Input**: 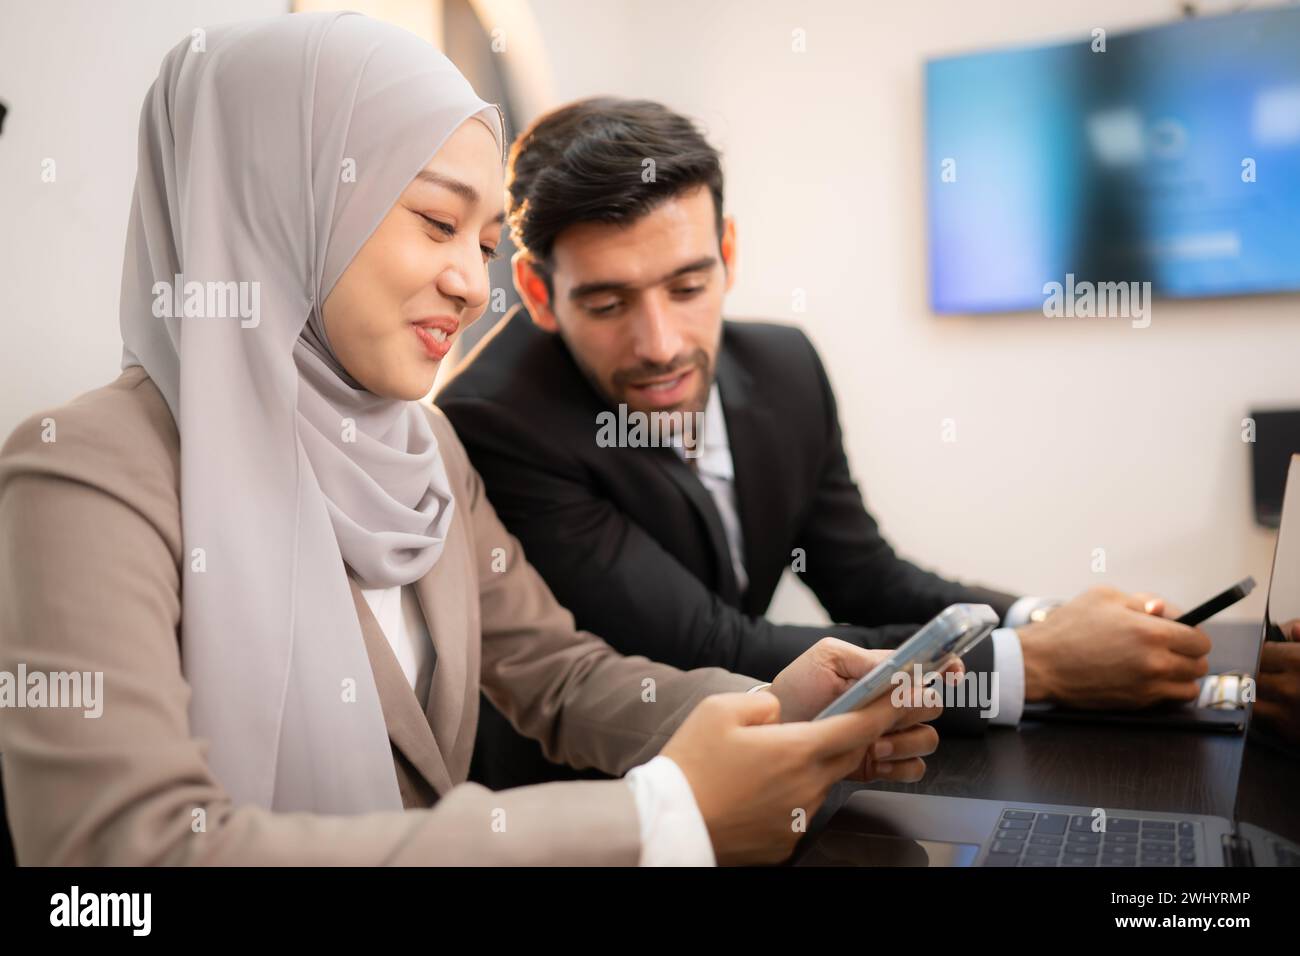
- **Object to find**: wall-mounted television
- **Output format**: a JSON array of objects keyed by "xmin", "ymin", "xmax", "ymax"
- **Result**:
[{"xmin": 925, "ymin": 7, "xmax": 1300, "ymax": 314}]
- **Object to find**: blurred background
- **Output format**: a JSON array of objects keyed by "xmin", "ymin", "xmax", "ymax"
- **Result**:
[{"xmin": 1, "ymin": 0, "xmax": 1297, "ymax": 625}]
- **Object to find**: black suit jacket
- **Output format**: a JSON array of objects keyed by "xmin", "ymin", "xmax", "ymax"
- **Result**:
[{"xmin": 437, "ymin": 308, "xmax": 1018, "ymax": 789}]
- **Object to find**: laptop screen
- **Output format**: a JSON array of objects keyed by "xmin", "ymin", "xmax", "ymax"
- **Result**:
[{"xmin": 1232, "ymin": 453, "xmax": 1300, "ymax": 847}]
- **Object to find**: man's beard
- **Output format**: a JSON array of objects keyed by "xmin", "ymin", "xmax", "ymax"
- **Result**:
[{"xmin": 569, "ymin": 343, "xmax": 714, "ymax": 419}]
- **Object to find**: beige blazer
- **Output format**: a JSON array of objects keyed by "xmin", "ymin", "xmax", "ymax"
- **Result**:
[{"xmin": 0, "ymin": 367, "xmax": 758, "ymax": 865}]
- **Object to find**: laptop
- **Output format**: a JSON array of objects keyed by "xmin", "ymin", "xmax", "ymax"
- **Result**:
[{"xmin": 795, "ymin": 455, "xmax": 1300, "ymax": 867}]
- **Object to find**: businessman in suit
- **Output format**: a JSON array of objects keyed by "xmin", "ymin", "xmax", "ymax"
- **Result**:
[{"xmin": 437, "ymin": 97, "xmax": 1212, "ymax": 789}]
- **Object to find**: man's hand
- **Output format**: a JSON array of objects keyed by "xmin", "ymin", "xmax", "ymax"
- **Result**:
[
  {"xmin": 661, "ymin": 639, "xmax": 945, "ymax": 866},
  {"xmin": 1256, "ymin": 621, "xmax": 1300, "ymax": 747},
  {"xmin": 1018, "ymin": 586, "xmax": 1211, "ymax": 709}
]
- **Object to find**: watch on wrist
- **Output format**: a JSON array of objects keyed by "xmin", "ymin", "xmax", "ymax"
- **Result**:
[{"xmin": 1028, "ymin": 602, "xmax": 1061, "ymax": 624}]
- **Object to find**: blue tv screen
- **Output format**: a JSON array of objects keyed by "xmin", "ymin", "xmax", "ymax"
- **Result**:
[{"xmin": 925, "ymin": 8, "xmax": 1300, "ymax": 313}]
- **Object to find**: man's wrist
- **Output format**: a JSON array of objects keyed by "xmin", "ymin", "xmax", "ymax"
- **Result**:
[
  {"xmin": 1004, "ymin": 596, "xmax": 1061, "ymax": 629},
  {"xmin": 1016, "ymin": 622, "xmax": 1057, "ymax": 703},
  {"xmin": 1027, "ymin": 602, "xmax": 1062, "ymax": 624}
]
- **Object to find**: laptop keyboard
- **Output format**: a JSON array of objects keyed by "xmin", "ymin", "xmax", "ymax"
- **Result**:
[{"xmin": 983, "ymin": 809, "xmax": 1200, "ymax": 866}]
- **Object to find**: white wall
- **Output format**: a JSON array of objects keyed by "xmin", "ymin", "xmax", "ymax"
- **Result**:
[
  {"xmin": 0, "ymin": 0, "xmax": 287, "ymax": 433},
  {"xmin": 527, "ymin": 0, "xmax": 1298, "ymax": 623},
  {"xmin": 0, "ymin": 0, "xmax": 1292, "ymax": 623}
]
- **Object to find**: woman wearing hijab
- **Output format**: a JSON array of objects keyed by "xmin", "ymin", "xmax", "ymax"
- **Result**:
[{"xmin": 0, "ymin": 12, "xmax": 944, "ymax": 866}]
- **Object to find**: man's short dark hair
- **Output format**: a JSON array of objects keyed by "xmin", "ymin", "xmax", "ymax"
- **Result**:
[{"xmin": 506, "ymin": 97, "xmax": 725, "ymax": 282}]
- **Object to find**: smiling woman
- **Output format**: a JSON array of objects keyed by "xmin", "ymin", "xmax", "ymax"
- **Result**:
[
  {"xmin": 0, "ymin": 10, "xmax": 934, "ymax": 870},
  {"xmin": 322, "ymin": 120, "xmax": 506, "ymax": 401},
  {"xmin": 0, "ymin": 11, "xmax": 754, "ymax": 865}
]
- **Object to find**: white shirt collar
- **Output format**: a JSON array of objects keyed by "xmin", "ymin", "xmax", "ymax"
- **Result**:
[{"xmin": 672, "ymin": 383, "xmax": 734, "ymax": 480}]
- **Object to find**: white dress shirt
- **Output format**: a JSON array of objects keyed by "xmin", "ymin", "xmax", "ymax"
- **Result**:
[
  {"xmin": 360, "ymin": 584, "xmax": 435, "ymax": 709},
  {"xmin": 681, "ymin": 384, "xmax": 749, "ymax": 594}
]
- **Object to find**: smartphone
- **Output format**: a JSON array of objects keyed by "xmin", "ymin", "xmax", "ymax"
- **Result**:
[
  {"xmin": 813, "ymin": 604, "xmax": 999, "ymax": 721},
  {"xmin": 1175, "ymin": 577, "xmax": 1256, "ymax": 628}
]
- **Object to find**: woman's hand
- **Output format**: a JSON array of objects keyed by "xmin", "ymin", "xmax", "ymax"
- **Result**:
[
  {"xmin": 661, "ymin": 638, "xmax": 948, "ymax": 865},
  {"xmin": 766, "ymin": 637, "xmax": 948, "ymax": 783}
]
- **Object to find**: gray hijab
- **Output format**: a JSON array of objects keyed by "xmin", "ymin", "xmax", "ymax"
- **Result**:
[{"xmin": 119, "ymin": 12, "xmax": 503, "ymax": 813}]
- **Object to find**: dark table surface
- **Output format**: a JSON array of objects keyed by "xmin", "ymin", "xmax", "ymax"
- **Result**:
[{"xmin": 812, "ymin": 621, "xmax": 1300, "ymax": 845}]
